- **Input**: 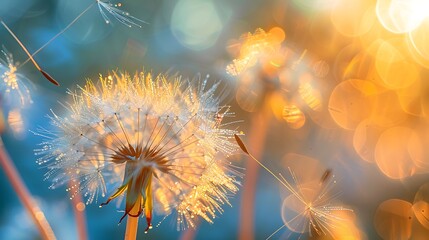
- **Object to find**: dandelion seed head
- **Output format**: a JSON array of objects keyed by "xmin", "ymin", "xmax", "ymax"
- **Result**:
[
  {"xmin": 226, "ymin": 28, "xmax": 285, "ymax": 76},
  {"xmin": 0, "ymin": 47, "xmax": 33, "ymax": 107},
  {"xmin": 36, "ymin": 71, "xmax": 241, "ymax": 231},
  {"xmin": 227, "ymin": 28, "xmax": 323, "ymax": 129}
]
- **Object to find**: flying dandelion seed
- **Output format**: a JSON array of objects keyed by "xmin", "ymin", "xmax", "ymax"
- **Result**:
[
  {"xmin": 0, "ymin": 19, "xmax": 59, "ymax": 86},
  {"xmin": 0, "ymin": 46, "xmax": 32, "ymax": 107},
  {"xmin": 277, "ymin": 169, "xmax": 352, "ymax": 238},
  {"xmin": 96, "ymin": 0, "xmax": 147, "ymax": 27},
  {"xmin": 234, "ymin": 135, "xmax": 353, "ymax": 239},
  {"xmin": 35, "ymin": 71, "xmax": 241, "ymax": 233}
]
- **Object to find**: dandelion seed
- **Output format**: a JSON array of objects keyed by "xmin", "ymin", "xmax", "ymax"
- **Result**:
[
  {"xmin": 278, "ymin": 169, "xmax": 352, "ymax": 238},
  {"xmin": 0, "ymin": 19, "xmax": 59, "ymax": 86},
  {"xmin": 0, "ymin": 46, "xmax": 32, "ymax": 107},
  {"xmin": 36, "ymin": 71, "xmax": 241, "ymax": 234},
  {"xmin": 96, "ymin": 0, "xmax": 147, "ymax": 28},
  {"xmin": 1, "ymin": 0, "xmax": 144, "ymax": 92},
  {"xmin": 234, "ymin": 135, "xmax": 353, "ymax": 239}
]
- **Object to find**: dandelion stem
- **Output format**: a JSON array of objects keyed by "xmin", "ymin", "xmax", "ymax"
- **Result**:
[
  {"xmin": 124, "ymin": 200, "xmax": 140, "ymax": 240},
  {"xmin": 0, "ymin": 19, "xmax": 41, "ymax": 71},
  {"xmin": 69, "ymin": 180, "xmax": 88, "ymax": 240},
  {"xmin": 0, "ymin": 19, "xmax": 59, "ymax": 86},
  {"xmin": 20, "ymin": 2, "xmax": 96, "ymax": 68},
  {"xmin": 179, "ymin": 220, "xmax": 200, "ymax": 240},
  {"xmin": 0, "ymin": 138, "xmax": 56, "ymax": 240},
  {"xmin": 238, "ymin": 100, "xmax": 271, "ymax": 240}
]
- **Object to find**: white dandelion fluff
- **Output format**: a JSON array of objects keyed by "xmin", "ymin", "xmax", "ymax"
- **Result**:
[
  {"xmin": 96, "ymin": 0, "xmax": 146, "ymax": 28},
  {"xmin": 0, "ymin": 46, "xmax": 32, "ymax": 107},
  {"xmin": 35, "ymin": 71, "xmax": 241, "ymax": 232}
]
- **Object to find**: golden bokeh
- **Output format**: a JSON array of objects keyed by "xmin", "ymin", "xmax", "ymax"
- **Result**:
[
  {"xmin": 329, "ymin": 79, "xmax": 379, "ymax": 130},
  {"xmin": 374, "ymin": 126, "xmax": 422, "ymax": 179},
  {"xmin": 374, "ymin": 199, "xmax": 413, "ymax": 240}
]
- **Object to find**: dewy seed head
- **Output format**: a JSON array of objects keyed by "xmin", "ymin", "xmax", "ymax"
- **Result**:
[{"xmin": 36, "ymin": 71, "xmax": 242, "ymax": 231}]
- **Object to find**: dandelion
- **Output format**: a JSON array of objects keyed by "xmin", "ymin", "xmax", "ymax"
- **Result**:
[
  {"xmin": 35, "ymin": 71, "xmax": 241, "ymax": 238},
  {"xmin": 229, "ymin": 27, "xmax": 324, "ymax": 240}
]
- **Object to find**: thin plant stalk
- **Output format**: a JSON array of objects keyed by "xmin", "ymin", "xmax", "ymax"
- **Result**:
[
  {"xmin": 179, "ymin": 220, "xmax": 200, "ymax": 240},
  {"xmin": 68, "ymin": 180, "xmax": 88, "ymax": 240},
  {"xmin": 19, "ymin": 2, "xmax": 95, "ymax": 68},
  {"xmin": 124, "ymin": 199, "xmax": 141, "ymax": 240},
  {"xmin": 0, "ymin": 138, "xmax": 56, "ymax": 240},
  {"xmin": 238, "ymin": 97, "xmax": 272, "ymax": 240}
]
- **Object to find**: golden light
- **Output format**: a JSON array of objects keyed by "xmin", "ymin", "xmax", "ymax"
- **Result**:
[
  {"xmin": 376, "ymin": 0, "xmax": 429, "ymax": 34},
  {"xmin": 3, "ymin": 63, "xmax": 18, "ymax": 89},
  {"xmin": 298, "ymin": 73, "xmax": 322, "ymax": 111},
  {"xmin": 374, "ymin": 126, "xmax": 422, "ymax": 179},
  {"xmin": 369, "ymin": 90, "xmax": 408, "ymax": 127},
  {"xmin": 326, "ymin": 210, "xmax": 365, "ymax": 240},
  {"xmin": 395, "ymin": 80, "xmax": 422, "ymax": 116},
  {"xmin": 374, "ymin": 199, "xmax": 413, "ymax": 240},
  {"xmin": 282, "ymin": 103, "xmax": 306, "ymax": 129},
  {"xmin": 226, "ymin": 27, "xmax": 286, "ymax": 76},
  {"xmin": 408, "ymin": 18, "xmax": 429, "ymax": 68},
  {"xmin": 353, "ymin": 119, "xmax": 383, "ymax": 163},
  {"xmin": 0, "ymin": 48, "xmax": 32, "ymax": 107},
  {"xmin": 330, "ymin": 0, "xmax": 375, "ymax": 37},
  {"xmin": 235, "ymin": 72, "xmax": 263, "ymax": 112},
  {"xmin": 312, "ymin": 60, "xmax": 330, "ymax": 78},
  {"xmin": 7, "ymin": 109, "xmax": 25, "ymax": 138},
  {"xmin": 375, "ymin": 39, "xmax": 420, "ymax": 90},
  {"xmin": 76, "ymin": 202, "xmax": 86, "ymax": 212},
  {"xmin": 413, "ymin": 183, "xmax": 429, "ymax": 230},
  {"xmin": 328, "ymin": 79, "xmax": 379, "ymax": 130}
]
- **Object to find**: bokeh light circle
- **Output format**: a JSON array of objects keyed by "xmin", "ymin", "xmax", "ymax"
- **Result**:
[
  {"xmin": 374, "ymin": 199, "xmax": 413, "ymax": 240},
  {"xmin": 376, "ymin": 0, "xmax": 429, "ymax": 34},
  {"xmin": 353, "ymin": 119, "xmax": 383, "ymax": 163},
  {"xmin": 374, "ymin": 126, "xmax": 422, "ymax": 179},
  {"xmin": 171, "ymin": 0, "xmax": 224, "ymax": 51},
  {"xmin": 413, "ymin": 183, "xmax": 429, "ymax": 230},
  {"xmin": 331, "ymin": 0, "xmax": 375, "ymax": 37},
  {"xmin": 375, "ymin": 40, "xmax": 420, "ymax": 90},
  {"xmin": 329, "ymin": 79, "xmax": 379, "ymax": 130}
]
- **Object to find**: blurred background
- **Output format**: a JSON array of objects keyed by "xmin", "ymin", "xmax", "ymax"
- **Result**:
[{"xmin": 2, "ymin": 0, "xmax": 429, "ymax": 239}]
